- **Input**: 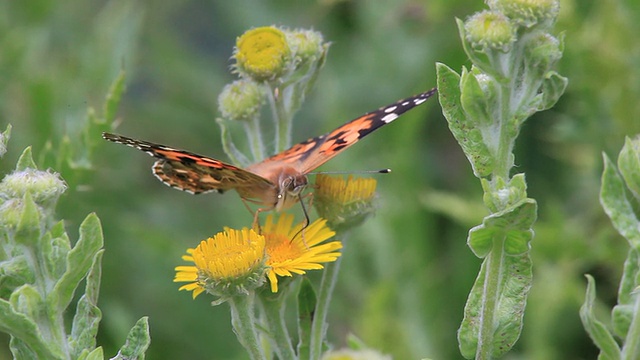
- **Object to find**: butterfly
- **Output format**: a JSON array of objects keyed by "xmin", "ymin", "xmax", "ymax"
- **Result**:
[{"xmin": 102, "ymin": 88, "xmax": 436, "ymax": 216}]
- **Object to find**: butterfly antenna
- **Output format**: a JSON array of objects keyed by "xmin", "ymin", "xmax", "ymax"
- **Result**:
[
  {"xmin": 292, "ymin": 193, "xmax": 311, "ymax": 247},
  {"xmin": 307, "ymin": 168, "xmax": 391, "ymax": 176}
]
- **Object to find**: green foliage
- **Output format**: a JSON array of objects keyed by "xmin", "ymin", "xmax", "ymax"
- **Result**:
[
  {"xmin": 582, "ymin": 143, "xmax": 640, "ymax": 360},
  {"xmin": 438, "ymin": 0, "xmax": 566, "ymax": 357},
  {"xmin": 0, "ymin": 143, "xmax": 149, "ymax": 359},
  {"xmin": 3, "ymin": 0, "xmax": 640, "ymax": 359}
]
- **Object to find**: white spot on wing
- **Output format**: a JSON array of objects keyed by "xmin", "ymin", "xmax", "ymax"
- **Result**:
[
  {"xmin": 414, "ymin": 98, "xmax": 426, "ymax": 105},
  {"xmin": 384, "ymin": 105, "xmax": 397, "ymax": 113},
  {"xmin": 381, "ymin": 113, "xmax": 399, "ymax": 123}
]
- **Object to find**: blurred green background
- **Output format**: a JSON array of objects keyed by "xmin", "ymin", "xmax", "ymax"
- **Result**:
[{"xmin": 2, "ymin": 0, "xmax": 639, "ymax": 359}]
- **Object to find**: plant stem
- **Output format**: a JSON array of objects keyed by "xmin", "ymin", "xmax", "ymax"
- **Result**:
[
  {"xmin": 476, "ymin": 234, "xmax": 506, "ymax": 360},
  {"xmin": 258, "ymin": 293, "xmax": 297, "ymax": 360},
  {"xmin": 244, "ymin": 116, "xmax": 266, "ymax": 162},
  {"xmin": 267, "ymin": 84, "xmax": 291, "ymax": 153},
  {"xmin": 622, "ymin": 285, "xmax": 640, "ymax": 360},
  {"xmin": 309, "ymin": 247, "xmax": 344, "ymax": 360},
  {"xmin": 229, "ymin": 294, "xmax": 266, "ymax": 360}
]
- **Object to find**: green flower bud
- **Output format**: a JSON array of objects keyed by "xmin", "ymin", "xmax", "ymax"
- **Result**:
[
  {"xmin": 465, "ymin": 11, "xmax": 516, "ymax": 52},
  {"xmin": 218, "ymin": 79, "xmax": 264, "ymax": 121},
  {"xmin": 524, "ymin": 31, "xmax": 562, "ymax": 75},
  {"xmin": 234, "ymin": 26, "xmax": 291, "ymax": 82},
  {"xmin": 488, "ymin": 0, "xmax": 560, "ymax": 27},
  {"xmin": 0, "ymin": 169, "xmax": 67, "ymax": 206},
  {"xmin": 286, "ymin": 29, "xmax": 325, "ymax": 65}
]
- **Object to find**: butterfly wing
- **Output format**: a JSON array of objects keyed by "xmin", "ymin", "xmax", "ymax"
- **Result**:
[
  {"xmin": 254, "ymin": 88, "xmax": 437, "ymax": 174},
  {"xmin": 102, "ymin": 133, "xmax": 274, "ymax": 195}
]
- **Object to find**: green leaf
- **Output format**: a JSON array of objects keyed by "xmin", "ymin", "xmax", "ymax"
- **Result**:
[
  {"xmin": 539, "ymin": 71, "xmax": 568, "ymax": 111},
  {"xmin": 0, "ymin": 296, "xmax": 61, "ymax": 359},
  {"xmin": 600, "ymin": 154, "xmax": 640, "ymax": 251},
  {"xmin": 580, "ymin": 275, "xmax": 622, "ymax": 360},
  {"xmin": 103, "ymin": 69, "xmax": 126, "ymax": 123},
  {"xmin": 460, "ymin": 68, "xmax": 492, "ymax": 128},
  {"xmin": 297, "ymin": 277, "xmax": 317, "ymax": 359},
  {"xmin": 15, "ymin": 192, "xmax": 42, "ymax": 246},
  {"xmin": 15, "ymin": 147, "xmax": 38, "ymax": 171},
  {"xmin": 112, "ymin": 317, "xmax": 151, "ymax": 360},
  {"xmin": 69, "ymin": 251, "xmax": 104, "ymax": 359},
  {"xmin": 618, "ymin": 137, "xmax": 640, "ymax": 201},
  {"xmin": 468, "ymin": 199, "xmax": 537, "ymax": 257},
  {"xmin": 52, "ymin": 213, "xmax": 103, "ymax": 312},
  {"xmin": 0, "ymin": 124, "xmax": 11, "ymax": 157},
  {"xmin": 436, "ymin": 62, "xmax": 494, "ymax": 178},
  {"xmin": 458, "ymin": 252, "xmax": 533, "ymax": 358},
  {"xmin": 77, "ymin": 347, "xmax": 104, "ymax": 360}
]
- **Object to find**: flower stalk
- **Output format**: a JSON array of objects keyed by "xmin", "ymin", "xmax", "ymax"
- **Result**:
[
  {"xmin": 437, "ymin": 0, "xmax": 566, "ymax": 358},
  {"xmin": 229, "ymin": 293, "xmax": 267, "ymax": 360}
]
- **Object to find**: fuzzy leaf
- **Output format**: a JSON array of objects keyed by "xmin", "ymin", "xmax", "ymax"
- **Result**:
[
  {"xmin": 436, "ymin": 62, "xmax": 494, "ymax": 178},
  {"xmin": 458, "ymin": 252, "xmax": 532, "ymax": 358},
  {"xmin": 538, "ymin": 71, "xmax": 568, "ymax": 111},
  {"xmin": 70, "ymin": 251, "xmax": 104, "ymax": 359},
  {"xmin": 52, "ymin": 213, "xmax": 103, "ymax": 312},
  {"xmin": 468, "ymin": 199, "xmax": 537, "ymax": 257},
  {"xmin": 103, "ymin": 69, "xmax": 126, "ymax": 123},
  {"xmin": 600, "ymin": 154, "xmax": 640, "ymax": 251},
  {"xmin": 618, "ymin": 137, "xmax": 640, "ymax": 203},
  {"xmin": 297, "ymin": 277, "xmax": 317, "ymax": 359},
  {"xmin": 14, "ymin": 192, "xmax": 41, "ymax": 246},
  {"xmin": 111, "ymin": 317, "xmax": 151, "ymax": 360},
  {"xmin": 0, "ymin": 124, "xmax": 11, "ymax": 157},
  {"xmin": 15, "ymin": 147, "xmax": 38, "ymax": 171},
  {"xmin": 0, "ymin": 297, "xmax": 61, "ymax": 359},
  {"xmin": 460, "ymin": 69, "xmax": 492, "ymax": 128},
  {"xmin": 580, "ymin": 275, "xmax": 621, "ymax": 360}
]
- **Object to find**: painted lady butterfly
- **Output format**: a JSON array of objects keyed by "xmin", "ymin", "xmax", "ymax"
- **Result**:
[{"xmin": 102, "ymin": 88, "xmax": 436, "ymax": 214}]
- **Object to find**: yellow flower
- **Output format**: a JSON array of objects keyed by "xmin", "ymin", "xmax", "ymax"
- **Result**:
[
  {"xmin": 263, "ymin": 213, "xmax": 341, "ymax": 292},
  {"xmin": 174, "ymin": 228, "xmax": 267, "ymax": 300},
  {"xmin": 314, "ymin": 175, "xmax": 378, "ymax": 230},
  {"xmin": 235, "ymin": 26, "xmax": 290, "ymax": 81}
]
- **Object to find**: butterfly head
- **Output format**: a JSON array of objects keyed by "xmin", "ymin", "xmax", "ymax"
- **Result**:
[{"xmin": 275, "ymin": 168, "xmax": 308, "ymax": 212}]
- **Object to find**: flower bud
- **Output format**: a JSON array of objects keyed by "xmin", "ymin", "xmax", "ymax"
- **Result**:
[
  {"xmin": 286, "ymin": 29, "xmax": 325, "ymax": 65},
  {"xmin": 465, "ymin": 11, "xmax": 516, "ymax": 52},
  {"xmin": 218, "ymin": 79, "xmax": 264, "ymax": 121},
  {"xmin": 487, "ymin": 0, "xmax": 560, "ymax": 27},
  {"xmin": 0, "ymin": 169, "xmax": 67, "ymax": 206}
]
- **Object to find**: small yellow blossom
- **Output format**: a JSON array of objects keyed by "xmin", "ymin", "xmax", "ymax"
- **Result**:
[
  {"xmin": 235, "ymin": 26, "xmax": 290, "ymax": 81},
  {"xmin": 174, "ymin": 228, "xmax": 267, "ymax": 300},
  {"xmin": 262, "ymin": 213, "xmax": 341, "ymax": 292}
]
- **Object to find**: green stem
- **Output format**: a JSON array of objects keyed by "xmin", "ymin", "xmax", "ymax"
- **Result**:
[
  {"xmin": 257, "ymin": 293, "xmax": 297, "ymax": 360},
  {"xmin": 229, "ymin": 293, "xmax": 267, "ymax": 360},
  {"xmin": 622, "ymin": 286, "xmax": 640, "ymax": 360},
  {"xmin": 476, "ymin": 234, "xmax": 506, "ymax": 360},
  {"xmin": 309, "ymin": 245, "xmax": 345, "ymax": 360},
  {"xmin": 267, "ymin": 83, "xmax": 292, "ymax": 153},
  {"xmin": 244, "ymin": 116, "xmax": 266, "ymax": 162}
]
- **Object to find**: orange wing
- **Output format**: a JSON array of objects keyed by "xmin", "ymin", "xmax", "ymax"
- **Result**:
[
  {"xmin": 256, "ymin": 88, "xmax": 437, "ymax": 174},
  {"xmin": 102, "ymin": 133, "xmax": 274, "ymax": 194}
]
